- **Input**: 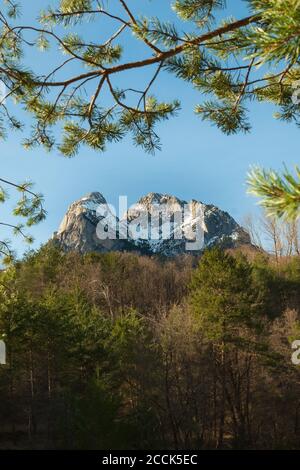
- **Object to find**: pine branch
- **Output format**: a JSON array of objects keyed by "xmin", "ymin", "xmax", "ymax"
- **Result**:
[{"xmin": 247, "ymin": 166, "xmax": 300, "ymax": 219}]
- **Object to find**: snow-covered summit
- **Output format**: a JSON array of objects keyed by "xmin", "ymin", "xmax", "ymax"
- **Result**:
[{"xmin": 53, "ymin": 191, "xmax": 251, "ymax": 256}]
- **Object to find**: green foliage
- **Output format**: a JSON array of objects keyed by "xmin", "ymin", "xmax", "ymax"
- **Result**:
[
  {"xmin": 173, "ymin": 0, "xmax": 225, "ymax": 22},
  {"xmin": 1, "ymin": 1, "xmax": 300, "ymax": 214},
  {"xmin": 0, "ymin": 247, "xmax": 300, "ymax": 448},
  {"xmin": 0, "ymin": 178, "xmax": 46, "ymax": 264},
  {"xmin": 196, "ymin": 101, "xmax": 251, "ymax": 134},
  {"xmin": 64, "ymin": 379, "xmax": 133, "ymax": 450},
  {"xmin": 135, "ymin": 17, "xmax": 181, "ymax": 48},
  {"xmin": 0, "ymin": 0, "xmax": 298, "ymax": 154},
  {"xmin": 247, "ymin": 166, "xmax": 300, "ymax": 219},
  {"xmin": 246, "ymin": 0, "xmax": 300, "ymax": 64},
  {"xmin": 189, "ymin": 248, "xmax": 263, "ymax": 340}
]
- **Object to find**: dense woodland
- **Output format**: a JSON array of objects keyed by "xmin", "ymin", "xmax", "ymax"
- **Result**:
[{"xmin": 0, "ymin": 233, "xmax": 300, "ymax": 449}]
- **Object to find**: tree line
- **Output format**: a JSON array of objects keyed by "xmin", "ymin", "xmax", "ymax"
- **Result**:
[{"xmin": 0, "ymin": 243, "xmax": 300, "ymax": 449}]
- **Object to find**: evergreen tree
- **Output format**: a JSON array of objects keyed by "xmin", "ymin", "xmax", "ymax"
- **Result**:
[
  {"xmin": 190, "ymin": 249, "xmax": 263, "ymax": 338},
  {"xmin": 189, "ymin": 249, "xmax": 267, "ymax": 447},
  {"xmin": 0, "ymin": 2, "xmax": 300, "ymax": 214},
  {"xmin": 0, "ymin": 178, "xmax": 45, "ymax": 263}
]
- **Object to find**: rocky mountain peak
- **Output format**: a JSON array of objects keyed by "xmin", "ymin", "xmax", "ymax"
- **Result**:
[
  {"xmin": 137, "ymin": 192, "xmax": 185, "ymax": 208},
  {"xmin": 53, "ymin": 191, "xmax": 252, "ymax": 256},
  {"xmin": 80, "ymin": 191, "xmax": 107, "ymax": 205}
]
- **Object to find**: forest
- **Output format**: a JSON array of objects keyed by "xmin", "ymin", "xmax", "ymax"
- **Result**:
[{"xmin": 0, "ymin": 231, "xmax": 300, "ymax": 450}]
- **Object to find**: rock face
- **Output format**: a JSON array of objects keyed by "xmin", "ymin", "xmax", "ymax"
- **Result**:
[{"xmin": 53, "ymin": 191, "xmax": 251, "ymax": 256}]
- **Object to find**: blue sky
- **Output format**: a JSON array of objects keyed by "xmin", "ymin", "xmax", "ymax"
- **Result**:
[{"xmin": 1, "ymin": 1, "xmax": 299, "ymax": 256}]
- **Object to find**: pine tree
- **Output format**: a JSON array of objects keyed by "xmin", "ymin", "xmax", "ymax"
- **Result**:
[
  {"xmin": 189, "ymin": 248, "xmax": 266, "ymax": 447},
  {"xmin": 190, "ymin": 249, "xmax": 263, "ymax": 338},
  {"xmin": 0, "ymin": 178, "xmax": 45, "ymax": 263},
  {"xmin": 0, "ymin": 2, "xmax": 300, "ymax": 215}
]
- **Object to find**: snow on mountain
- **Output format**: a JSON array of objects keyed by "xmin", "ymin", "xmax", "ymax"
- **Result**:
[{"xmin": 53, "ymin": 191, "xmax": 251, "ymax": 256}]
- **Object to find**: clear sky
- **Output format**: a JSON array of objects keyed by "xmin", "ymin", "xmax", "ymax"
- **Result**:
[{"xmin": 1, "ymin": 1, "xmax": 299, "ymax": 256}]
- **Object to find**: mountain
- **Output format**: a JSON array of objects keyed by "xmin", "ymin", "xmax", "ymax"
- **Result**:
[{"xmin": 53, "ymin": 191, "xmax": 251, "ymax": 256}]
